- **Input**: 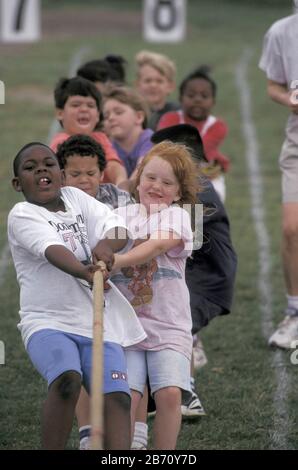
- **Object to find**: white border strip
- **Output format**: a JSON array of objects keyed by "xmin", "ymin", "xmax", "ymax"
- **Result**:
[{"xmin": 235, "ymin": 48, "xmax": 291, "ymax": 450}]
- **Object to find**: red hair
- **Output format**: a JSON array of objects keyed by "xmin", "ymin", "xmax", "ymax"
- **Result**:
[{"xmin": 134, "ymin": 140, "xmax": 201, "ymax": 206}]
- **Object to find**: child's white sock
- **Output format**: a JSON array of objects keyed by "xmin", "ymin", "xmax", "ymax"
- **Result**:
[
  {"xmin": 190, "ymin": 376, "xmax": 196, "ymax": 393},
  {"xmin": 131, "ymin": 422, "xmax": 148, "ymax": 450}
]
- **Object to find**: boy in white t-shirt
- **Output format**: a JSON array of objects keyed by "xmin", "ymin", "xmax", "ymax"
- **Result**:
[{"xmin": 7, "ymin": 142, "xmax": 144, "ymax": 449}]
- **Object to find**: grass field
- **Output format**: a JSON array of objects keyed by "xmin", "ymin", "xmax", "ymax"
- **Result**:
[{"xmin": 1, "ymin": 0, "xmax": 298, "ymax": 450}]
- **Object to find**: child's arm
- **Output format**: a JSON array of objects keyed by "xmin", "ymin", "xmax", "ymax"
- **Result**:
[
  {"xmin": 97, "ymin": 133, "xmax": 128, "ymax": 186},
  {"xmin": 105, "ymin": 160, "xmax": 128, "ymax": 186},
  {"xmin": 113, "ymin": 231, "xmax": 182, "ymax": 270},
  {"xmin": 45, "ymin": 245, "xmax": 103, "ymax": 284},
  {"xmin": 92, "ymin": 227, "xmax": 130, "ymax": 271}
]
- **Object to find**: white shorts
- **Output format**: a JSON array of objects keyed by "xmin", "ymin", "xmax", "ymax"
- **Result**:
[
  {"xmin": 125, "ymin": 348, "xmax": 191, "ymax": 398},
  {"xmin": 279, "ymin": 114, "xmax": 298, "ymax": 203}
]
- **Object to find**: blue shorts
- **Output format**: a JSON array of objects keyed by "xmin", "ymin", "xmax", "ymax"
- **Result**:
[{"xmin": 27, "ymin": 329, "xmax": 130, "ymax": 396}]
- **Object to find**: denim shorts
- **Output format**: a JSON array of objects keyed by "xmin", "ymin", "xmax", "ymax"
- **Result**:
[
  {"xmin": 125, "ymin": 348, "xmax": 191, "ymax": 398},
  {"xmin": 27, "ymin": 329, "xmax": 130, "ymax": 395}
]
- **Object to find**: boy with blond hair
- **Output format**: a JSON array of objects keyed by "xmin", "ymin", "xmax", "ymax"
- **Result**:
[{"xmin": 135, "ymin": 50, "xmax": 180, "ymax": 130}]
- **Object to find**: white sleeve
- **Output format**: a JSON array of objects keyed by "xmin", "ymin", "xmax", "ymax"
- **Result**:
[
  {"xmin": 8, "ymin": 204, "xmax": 64, "ymax": 258},
  {"xmin": 69, "ymin": 188, "xmax": 128, "ymax": 248},
  {"xmin": 113, "ymin": 205, "xmax": 127, "ymax": 220},
  {"xmin": 259, "ymin": 24, "xmax": 286, "ymax": 84},
  {"xmin": 111, "ymin": 205, "xmax": 135, "ymax": 253}
]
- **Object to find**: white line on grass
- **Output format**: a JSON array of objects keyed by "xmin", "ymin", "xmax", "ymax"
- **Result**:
[
  {"xmin": 0, "ymin": 243, "xmax": 11, "ymax": 287},
  {"xmin": 235, "ymin": 48, "xmax": 292, "ymax": 450},
  {"xmin": 0, "ymin": 46, "xmax": 91, "ymax": 288}
]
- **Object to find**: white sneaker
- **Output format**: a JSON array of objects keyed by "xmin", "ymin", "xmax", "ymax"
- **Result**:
[
  {"xmin": 193, "ymin": 335, "xmax": 208, "ymax": 370},
  {"xmin": 181, "ymin": 392, "xmax": 206, "ymax": 418},
  {"xmin": 131, "ymin": 442, "xmax": 147, "ymax": 450},
  {"xmin": 79, "ymin": 435, "xmax": 91, "ymax": 450},
  {"xmin": 268, "ymin": 314, "xmax": 298, "ymax": 349}
]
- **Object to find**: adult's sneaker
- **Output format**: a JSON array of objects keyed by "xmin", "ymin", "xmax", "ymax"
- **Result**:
[
  {"xmin": 181, "ymin": 392, "xmax": 206, "ymax": 418},
  {"xmin": 268, "ymin": 310, "xmax": 298, "ymax": 349}
]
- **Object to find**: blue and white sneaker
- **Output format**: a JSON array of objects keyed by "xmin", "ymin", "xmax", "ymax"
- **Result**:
[
  {"xmin": 79, "ymin": 436, "xmax": 91, "ymax": 450},
  {"xmin": 181, "ymin": 391, "xmax": 206, "ymax": 418}
]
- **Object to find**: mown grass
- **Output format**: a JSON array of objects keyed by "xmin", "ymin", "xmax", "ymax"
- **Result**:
[{"xmin": 1, "ymin": 0, "xmax": 297, "ymax": 450}]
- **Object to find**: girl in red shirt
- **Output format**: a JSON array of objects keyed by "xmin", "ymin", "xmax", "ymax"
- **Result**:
[{"xmin": 158, "ymin": 66, "xmax": 230, "ymax": 202}]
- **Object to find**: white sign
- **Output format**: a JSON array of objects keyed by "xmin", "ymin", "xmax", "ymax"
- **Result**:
[
  {"xmin": 143, "ymin": 0, "xmax": 186, "ymax": 43},
  {"xmin": 0, "ymin": 340, "xmax": 4, "ymax": 365},
  {"xmin": 0, "ymin": 0, "xmax": 40, "ymax": 43},
  {"xmin": 0, "ymin": 80, "xmax": 4, "ymax": 104}
]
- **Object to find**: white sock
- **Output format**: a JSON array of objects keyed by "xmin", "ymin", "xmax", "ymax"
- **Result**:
[
  {"xmin": 79, "ymin": 425, "xmax": 91, "ymax": 441},
  {"xmin": 131, "ymin": 422, "xmax": 148, "ymax": 449},
  {"xmin": 286, "ymin": 295, "xmax": 298, "ymax": 314}
]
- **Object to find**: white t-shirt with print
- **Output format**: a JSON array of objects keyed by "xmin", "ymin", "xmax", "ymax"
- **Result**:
[
  {"xmin": 111, "ymin": 204, "xmax": 193, "ymax": 360},
  {"xmin": 8, "ymin": 187, "xmax": 146, "ymax": 348}
]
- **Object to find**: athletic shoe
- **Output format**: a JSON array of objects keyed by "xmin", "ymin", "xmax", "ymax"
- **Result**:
[
  {"xmin": 268, "ymin": 311, "xmax": 298, "ymax": 350},
  {"xmin": 79, "ymin": 436, "xmax": 91, "ymax": 450},
  {"xmin": 181, "ymin": 391, "xmax": 206, "ymax": 417},
  {"xmin": 193, "ymin": 335, "xmax": 208, "ymax": 370},
  {"xmin": 131, "ymin": 442, "xmax": 147, "ymax": 450}
]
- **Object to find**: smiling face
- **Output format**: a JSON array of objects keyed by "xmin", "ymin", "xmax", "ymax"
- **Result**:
[
  {"xmin": 137, "ymin": 155, "xmax": 180, "ymax": 213},
  {"xmin": 12, "ymin": 145, "xmax": 63, "ymax": 211},
  {"xmin": 103, "ymin": 98, "xmax": 144, "ymax": 142},
  {"xmin": 180, "ymin": 78, "xmax": 215, "ymax": 121},
  {"xmin": 136, "ymin": 65, "xmax": 174, "ymax": 111},
  {"xmin": 63, "ymin": 154, "xmax": 102, "ymax": 198},
  {"xmin": 56, "ymin": 95, "xmax": 100, "ymax": 135}
]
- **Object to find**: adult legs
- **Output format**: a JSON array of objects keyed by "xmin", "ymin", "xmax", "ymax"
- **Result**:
[
  {"xmin": 269, "ymin": 203, "xmax": 298, "ymax": 348},
  {"xmin": 282, "ymin": 203, "xmax": 298, "ymax": 295}
]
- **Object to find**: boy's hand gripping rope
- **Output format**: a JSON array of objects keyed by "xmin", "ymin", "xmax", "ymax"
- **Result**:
[{"xmin": 90, "ymin": 261, "xmax": 106, "ymax": 450}]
